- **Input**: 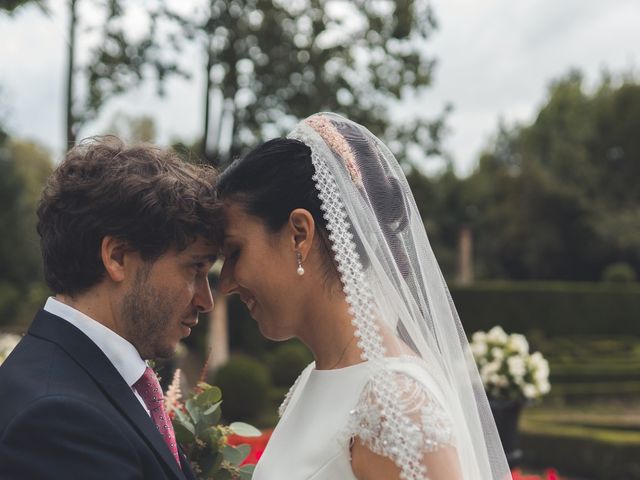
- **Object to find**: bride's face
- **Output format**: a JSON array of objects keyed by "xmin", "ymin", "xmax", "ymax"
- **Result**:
[{"xmin": 218, "ymin": 200, "xmax": 304, "ymax": 341}]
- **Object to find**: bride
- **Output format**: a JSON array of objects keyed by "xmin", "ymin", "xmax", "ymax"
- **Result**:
[{"xmin": 216, "ymin": 113, "xmax": 511, "ymax": 479}]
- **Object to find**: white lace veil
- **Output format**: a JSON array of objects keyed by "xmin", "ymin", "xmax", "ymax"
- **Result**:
[{"xmin": 287, "ymin": 113, "xmax": 511, "ymax": 480}]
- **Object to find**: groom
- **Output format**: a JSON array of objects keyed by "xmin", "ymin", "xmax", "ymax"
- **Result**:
[{"xmin": 0, "ymin": 137, "xmax": 221, "ymax": 479}]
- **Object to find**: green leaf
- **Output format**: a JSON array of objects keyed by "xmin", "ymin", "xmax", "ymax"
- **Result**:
[
  {"xmin": 173, "ymin": 407, "xmax": 190, "ymax": 425},
  {"xmin": 200, "ymin": 450, "xmax": 223, "ymax": 476},
  {"xmin": 215, "ymin": 469, "xmax": 232, "ymax": 480},
  {"xmin": 173, "ymin": 422, "xmax": 195, "ymax": 444},
  {"xmin": 239, "ymin": 464, "xmax": 255, "ymax": 479},
  {"xmin": 208, "ymin": 426, "xmax": 222, "ymax": 446},
  {"xmin": 203, "ymin": 406, "xmax": 221, "ymax": 426},
  {"xmin": 185, "ymin": 398, "xmax": 201, "ymax": 424},
  {"xmin": 202, "ymin": 400, "xmax": 222, "ymax": 417},
  {"xmin": 229, "ymin": 422, "xmax": 261, "ymax": 437},
  {"xmin": 222, "ymin": 444, "xmax": 250, "ymax": 466},
  {"xmin": 195, "ymin": 385, "xmax": 222, "ymax": 407}
]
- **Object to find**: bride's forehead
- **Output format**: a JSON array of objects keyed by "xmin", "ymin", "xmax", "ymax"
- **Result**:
[{"xmin": 222, "ymin": 204, "xmax": 269, "ymax": 236}]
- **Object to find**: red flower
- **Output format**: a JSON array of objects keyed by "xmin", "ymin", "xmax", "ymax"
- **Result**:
[
  {"xmin": 511, "ymin": 468, "xmax": 563, "ymax": 480},
  {"xmin": 226, "ymin": 429, "xmax": 273, "ymax": 465}
]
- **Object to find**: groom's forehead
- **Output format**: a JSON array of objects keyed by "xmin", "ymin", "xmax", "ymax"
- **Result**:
[{"xmin": 175, "ymin": 236, "xmax": 219, "ymax": 259}]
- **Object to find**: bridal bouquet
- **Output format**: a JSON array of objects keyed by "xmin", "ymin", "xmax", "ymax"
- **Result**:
[
  {"xmin": 164, "ymin": 369, "xmax": 261, "ymax": 480},
  {"xmin": 0, "ymin": 333, "xmax": 21, "ymax": 365},
  {"xmin": 470, "ymin": 326, "xmax": 551, "ymax": 402}
]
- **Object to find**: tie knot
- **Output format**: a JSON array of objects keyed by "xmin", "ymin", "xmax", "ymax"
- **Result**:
[{"xmin": 133, "ymin": 366, "xmax": 164, "ymax": 408}]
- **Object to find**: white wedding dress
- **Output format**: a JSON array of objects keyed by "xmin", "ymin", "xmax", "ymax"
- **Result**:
[
  {"xmin": 253, "ymin": 356, "xmax": 481, "ymax": 480},
  {"xmin": 248, "ymin": 113, "xmax": 511, "ymax": 479}
]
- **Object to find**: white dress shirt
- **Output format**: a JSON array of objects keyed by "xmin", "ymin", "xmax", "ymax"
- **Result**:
[{"xmin": 44, "ymin": 296, "xmax": 150, "ymax": 415}]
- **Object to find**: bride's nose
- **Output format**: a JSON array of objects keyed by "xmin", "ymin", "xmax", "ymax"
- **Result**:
[{"xmin": 218, "ymin": 259, "xmax": 238, "ymax": 295}]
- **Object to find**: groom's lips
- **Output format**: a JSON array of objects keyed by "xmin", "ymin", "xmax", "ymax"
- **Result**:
[
  {"xmin": 180, "ymin": 318, "xmax": 197, "ymax": 337},
  {"xmin": 181, "ymin": 319, "xmax": 198, "ymax": 328}
]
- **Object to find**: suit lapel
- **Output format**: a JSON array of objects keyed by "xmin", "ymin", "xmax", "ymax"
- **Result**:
[
  {"xmin": 179, "ymin": 446, "xmax": 197, "ymax": 480},
  {"xmin": 29, "ymin": 310, "xmax": 185, "ymax": 480}
]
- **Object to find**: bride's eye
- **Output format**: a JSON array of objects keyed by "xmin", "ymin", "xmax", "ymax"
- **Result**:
[{"xmin": 221, "ymin": 247, "xmax": 239, "ymax": 261}]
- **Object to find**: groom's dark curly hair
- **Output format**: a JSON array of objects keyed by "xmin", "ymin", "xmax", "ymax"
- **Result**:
[{"xmin": 37, "ymin": 136, "xmax": 222, "ymax": 296}]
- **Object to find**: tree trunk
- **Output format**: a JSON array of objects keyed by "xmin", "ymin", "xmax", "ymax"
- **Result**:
[
  {"xmin": 208, "ymin": 291, "xmax": 229, "ymax": 372},
  {"xmin": 457, "ymin": 226, "xmax": 474, "ymax": 285},
  {"xmin": 65, "ymin": 0, "xmax": 78, "ymax": 149},
  {"xmin": 202, "ymin": 36, "xmax": 213, "ymax": 163}
]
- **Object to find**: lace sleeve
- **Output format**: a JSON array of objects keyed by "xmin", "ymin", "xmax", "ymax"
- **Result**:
[{"xmin": 346, "ymin": 369, "xmax": 461, "ymax": 480}]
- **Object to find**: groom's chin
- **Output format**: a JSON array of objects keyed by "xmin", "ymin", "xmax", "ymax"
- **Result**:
[{"xmin": 144, "ymin": 341, "xmax": 180, "ymax": 360}]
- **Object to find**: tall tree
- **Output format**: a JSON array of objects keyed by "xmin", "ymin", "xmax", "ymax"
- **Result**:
[
  {"xmin": 64, "ymin": 0, "xmax": 77, "ymax": 148},
  {"xmin": 168, "ymin": 0, "xmax": 445, "ymax": 166},
  {"xmin": 467, "ymin": 70, "xmax": 640, "ymax": 281},
  {"xmin": 64, "ymin": 0, "xmax": 184, "ymax": 147},
  {"xmin": 0, "ymin": 137, "xmax": 53, "ymax": 289}
]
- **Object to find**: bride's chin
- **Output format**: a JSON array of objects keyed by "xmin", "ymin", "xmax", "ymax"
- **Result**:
[{"xmin": 258, "ymin": 323, "xmax": 292, "ymax": 342}]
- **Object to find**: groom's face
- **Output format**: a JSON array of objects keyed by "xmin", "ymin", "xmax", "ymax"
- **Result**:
[{"xmin": 120, "ymin": 236, "xmax": 217, "ymax": 359}]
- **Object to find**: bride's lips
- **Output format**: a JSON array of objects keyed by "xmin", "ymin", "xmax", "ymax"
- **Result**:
[
  {"xmin": 240, "ymin": 294, "xmax": 257, "ymax": 313},
  {"xmin": 246, "ymin": 298, "xmax": 256, "ymax": 312}
]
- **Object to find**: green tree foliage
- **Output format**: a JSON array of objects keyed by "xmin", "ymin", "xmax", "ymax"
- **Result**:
[
  {"xmin": 407, "ymin": 166, "xmax": 466, "ymax": 279},
  {"xmin": 167, "ymin": 0, "xmax": 445, "ymax": 165},
  {"xmin": 466, "ymin": 71, "xmax": 640, "ymax": 281},
  {"xmin": 0, "ymin": 128, "xmax": 53, "ymax": 326},
  {"xmin": 0, "ymin": 0, "xmax": 42, "ymax": 14},
  {"xmin": 0, "ymin": 135, "xmax": 52, "ymax": 288},
  {"xmin": 103, "ymin": 112, "xmax": 157, "ymax": 143}
]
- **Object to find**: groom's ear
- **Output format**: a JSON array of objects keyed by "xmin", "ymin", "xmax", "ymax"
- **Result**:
[
  {"xmin": 100, "ymin": 235, "xmax": 133, "ymax": 283},
  {"xmin": 288, "ymin": 209, "xmax": 315, "ymax": 260}
]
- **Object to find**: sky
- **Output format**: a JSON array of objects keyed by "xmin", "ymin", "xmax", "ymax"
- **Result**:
[{"xmin": 0, "ymin": 0, "xmax": 639, "ymax": 176}]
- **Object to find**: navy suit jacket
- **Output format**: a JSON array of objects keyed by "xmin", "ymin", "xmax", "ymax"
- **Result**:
[{"xmin": 0, "ymin": 310, "xmax": 197, "ymax": 480}]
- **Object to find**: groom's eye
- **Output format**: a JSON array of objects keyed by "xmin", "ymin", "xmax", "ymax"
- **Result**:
[{"xmin": 191, "ymin": 262, "xmax": 208, "ymax": 274}]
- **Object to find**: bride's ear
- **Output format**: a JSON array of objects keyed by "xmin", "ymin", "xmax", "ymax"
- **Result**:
[{"xmin": 288, "ymin": 208, "xmax": 315, "ymax": 260}]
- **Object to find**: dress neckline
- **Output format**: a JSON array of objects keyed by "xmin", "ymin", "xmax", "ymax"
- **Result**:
[
  {"xmin": 310, "ymin": 360, "xmax": 370, "ymax": 374},
  {"xmin": 310, "ymin": 354, "xmax": 428, "ymax": 376}
]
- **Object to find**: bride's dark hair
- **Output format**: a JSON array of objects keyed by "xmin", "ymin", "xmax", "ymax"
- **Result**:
[
  {"xmin": 217, "ymin": 132, "xmax": 411, "ymax": 280},
  {"xmin": 217, "ymin": 138, "xmax": 338, "ymax": 281}
]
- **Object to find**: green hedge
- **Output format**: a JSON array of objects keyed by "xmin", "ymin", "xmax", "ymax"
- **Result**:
[
  {"xmin": 0, "ymin": 281, "xmax": 49, "ymax": 331},
  {"xmin": 520, "ymin": 419, "xmax": 640, "ymax": 479},
  {"xmin": 450, "ymin": 282, "xmax": 640, "ymax": 337},
  {"xmin": 213, "ymin": 354, "xmax": 270, "ymax": 423}
]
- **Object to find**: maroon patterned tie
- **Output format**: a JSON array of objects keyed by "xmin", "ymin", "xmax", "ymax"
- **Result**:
[{"xmin": 133, "ymin": 367, "xmax": 181, "ymax": 467}]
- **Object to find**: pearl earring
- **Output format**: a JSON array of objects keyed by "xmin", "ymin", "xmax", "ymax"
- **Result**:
[{"xmin": 296, "ymin": 251, "xmax": 305, "ymax": 276}]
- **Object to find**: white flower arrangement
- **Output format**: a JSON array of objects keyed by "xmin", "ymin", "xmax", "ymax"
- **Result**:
[
  {"xmin": 0, "ymin": 333, "xmax": 21, "ymax": 366},
  {"xmin": 470, "ymin": 326, "xmax": 551, "ymax": 402}
]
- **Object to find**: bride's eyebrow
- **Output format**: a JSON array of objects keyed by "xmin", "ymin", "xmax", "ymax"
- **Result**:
[
  {"xmin": 189, "ymin": 254, "xmax": 217, "ymax": 263},
  {"xmin": 222, "ymin": 233, "xmax": 242, "ymax": 246}
]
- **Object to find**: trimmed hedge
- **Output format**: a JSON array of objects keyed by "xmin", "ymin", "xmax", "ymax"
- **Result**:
[
  {"xmin": 267, "ymin": 341, "xmax": 313, "ymax": 388},
  {"xmin": 213, "ymin": 354, "xmax": 270, "ymax": 423},
  {"xmin": 223, "ymin": 281, "xmax": 640, "ymax": 348},
  {"xmin": 520, "ymin": 419, "xmax": 640, "ymax": 479},
  {"xmin": 450, "ymin": 282, "xmax": 640, "ymax": 337}
]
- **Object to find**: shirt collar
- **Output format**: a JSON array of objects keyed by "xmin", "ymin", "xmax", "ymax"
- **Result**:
[{"xmin": 44, "ymin": 296, "xmax": 147, "ymax": 387}]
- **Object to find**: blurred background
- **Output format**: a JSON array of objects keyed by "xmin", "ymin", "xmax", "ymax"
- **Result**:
[{"xmin": 1, "ymin": 1, "xmax": 639, "ymax": 478}]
